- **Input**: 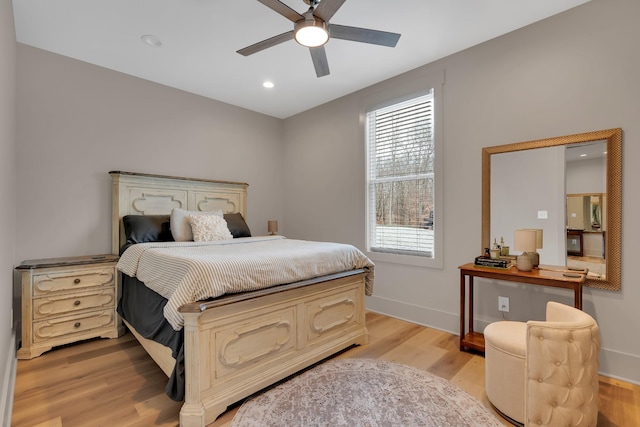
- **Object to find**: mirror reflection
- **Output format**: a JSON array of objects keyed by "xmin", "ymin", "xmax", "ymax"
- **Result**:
[
  {"xmin": 565, "ymin": 140, "xmax": 607, "ymax": 279},
  {"xmin": 490, "ymin": 146, "xmax": 565, "ymax": 269},
  {"xmin": 482, "ymin": 129, "xmax": 622, "ymax": 291}
]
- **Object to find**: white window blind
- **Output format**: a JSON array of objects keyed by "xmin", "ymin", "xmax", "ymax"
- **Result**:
[{"xmin": 366, "ymin": 90, "xmax": 435, "ymax": 257}]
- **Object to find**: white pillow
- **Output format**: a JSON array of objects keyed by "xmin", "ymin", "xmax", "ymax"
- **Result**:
[
  {"xmin": 171, "ymin": 208, "xmax": 223, "ymax": 241},
  {"xmin": 188, "ymin": 214, "xmax": 233, "ymax": 242}
]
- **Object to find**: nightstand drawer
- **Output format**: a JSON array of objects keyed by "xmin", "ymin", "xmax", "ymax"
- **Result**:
[
  {"xmin": 33, "ymin": 288, "xmax": 116, "ymax": 320},
  {"xmin": 33, "ymin": 267, "xmax": 115, "ymax": 296},
  {"xmin": 33, "ymin": 310, "xmax": 116, "ymax": 343}
]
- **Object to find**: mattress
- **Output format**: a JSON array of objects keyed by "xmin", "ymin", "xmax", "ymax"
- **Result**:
[{"xmin": 117, "ymin": 236, "xmax": 374, "ymax": 330}]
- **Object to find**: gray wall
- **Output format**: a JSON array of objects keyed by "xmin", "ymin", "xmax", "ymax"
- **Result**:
[
  {"xmin": 16, "ymin": 46, "xmax": 285, "ymax": 261},
  {"xmin": 0, "ymin": 0, "xmax": 17, "ymax": 421},
  {"xmin": 282, "ymin": 0, "xmax": 640, "ymax": 383}
]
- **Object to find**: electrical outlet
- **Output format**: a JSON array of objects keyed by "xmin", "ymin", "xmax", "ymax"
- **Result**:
[{"xmin": 498, "ymin": 296, "xmax": 510, "ymax": 312}]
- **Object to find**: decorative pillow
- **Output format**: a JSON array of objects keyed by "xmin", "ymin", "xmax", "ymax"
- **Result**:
[
  {"xmin": 123, "ymin": 215, "xmax": 173, "ymax": 244},
  {"xmin": 171, "ymin": 208, "xmax": 223, "ymax": 241},
  {"xmin": 188, "ymin": 214, "xmax": 233, "ymax": 242},
  {"xmin": 223, "ymin": 213, "xmax": 252, "ymax": 238}
]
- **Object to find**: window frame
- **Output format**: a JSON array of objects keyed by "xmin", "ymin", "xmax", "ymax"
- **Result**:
[{"xmin": 363, "ymin": 70, "xmax": 444, "ymax": 268}]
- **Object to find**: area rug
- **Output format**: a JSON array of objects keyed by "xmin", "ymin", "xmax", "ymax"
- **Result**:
[{"xmin": 231, "ymin": 358, "xmax": 503, "ymax": 427}]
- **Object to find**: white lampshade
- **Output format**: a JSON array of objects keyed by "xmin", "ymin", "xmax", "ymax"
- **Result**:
[
  {"xmin": 526, "ymin": 228, "xmax": 543, "ymax": 249},
  {"xmin": 294, "ymin": 19, "xmax": 329, "ymax": 47},
  {"xmin": 514, "ymin": 229, "xmax": 537, "ymax": 253}
]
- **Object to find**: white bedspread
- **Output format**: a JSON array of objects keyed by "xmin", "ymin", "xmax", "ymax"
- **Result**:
[{"xmin": 117, "ymin": 236, "xmax": 374, "ymax": 330}]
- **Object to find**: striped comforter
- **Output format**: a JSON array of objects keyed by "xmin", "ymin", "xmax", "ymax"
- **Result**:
[{"xmin": 117, "ymin": 236, "xmax": 374, "ymax": 330}]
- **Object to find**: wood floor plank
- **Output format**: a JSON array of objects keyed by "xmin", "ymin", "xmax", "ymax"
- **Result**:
[
  {"xmin": 427, "ymin": 342, "xmax": 475, "ymax": 380},
  {"xmin": 32, "ymin": 417, "xmax": 62, "ymax": 427},
  {"xmin": 373, "ymin": 328, "xmax": 449, "ymax": 371},
  {"xmin": 12, "ymin": 312, "xmax": 640, "ymax": 427},
  {"xmin": 450, "ymin": 355, "xmax": 487, "ymax": 399}
]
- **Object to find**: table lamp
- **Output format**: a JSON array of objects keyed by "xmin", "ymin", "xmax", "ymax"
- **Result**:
[
  {"xmin": 525, "ymin": 228, "xmax": 543, "ymax": 267},
  {"xmin": 514, "ymin": 229, "xmax": 537, "ymax": 271},
  {"xmin": 267, "ymin": 220, "xmax": 278, "ymax": 235}
]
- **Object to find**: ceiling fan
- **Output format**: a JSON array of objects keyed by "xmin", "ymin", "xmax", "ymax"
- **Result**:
[{"xmin": 237, "ymin": 0, "xmax": 401, "ymax": 78}]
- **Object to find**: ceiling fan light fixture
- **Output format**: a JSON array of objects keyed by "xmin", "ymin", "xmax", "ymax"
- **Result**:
[
  {"xmin": 294, "ymin": 19, "xmax": 329, "ymax": 47},
  {"xmin": 237, "ymin": 0, "xmax": 401, "ymax": 78}
]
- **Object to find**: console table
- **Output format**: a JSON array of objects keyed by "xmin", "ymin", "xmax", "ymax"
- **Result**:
[{"xmin": 458, "ymin": 263, "xmax": 587, "ymax": 353}]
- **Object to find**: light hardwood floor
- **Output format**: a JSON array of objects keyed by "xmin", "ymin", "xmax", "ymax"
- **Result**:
[{"xmin": 12, "ymin": 311, "xmax": 640, "ymax": 426}]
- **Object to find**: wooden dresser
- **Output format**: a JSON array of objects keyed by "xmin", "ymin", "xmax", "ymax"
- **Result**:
[{"xmin": 16, "ymin": 254, "xmax": 121, "ymax": 359}]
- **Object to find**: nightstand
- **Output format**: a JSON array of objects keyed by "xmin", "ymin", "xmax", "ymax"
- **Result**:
[{"xmin": 16, "ymin": 254, "xmax": 121, "ymax": 359}]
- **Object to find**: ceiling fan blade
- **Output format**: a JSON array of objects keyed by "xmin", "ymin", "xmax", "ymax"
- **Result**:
[
  {"xmin": 310, "ymin": 46, "xmax": 330, "ymax": 77},
  {"xmin": 257, "ymin": 0, "xmax": 304, "ymax": 22},
  {"xmin": 237, "ymin": 31, "xmax": 294, "ymax": 56},
  {"xmin": 329, "ymin": 24, "xmax": 401, "ymax": 47},
  {"xmin": 313, "ymin": 0, "xmax": 346, "ymax": 22}
]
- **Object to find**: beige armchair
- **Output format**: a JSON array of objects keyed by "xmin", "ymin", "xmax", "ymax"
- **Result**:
[{"xmin": 484, "ymin": 301, "xmax": 600, "ymax": 426}]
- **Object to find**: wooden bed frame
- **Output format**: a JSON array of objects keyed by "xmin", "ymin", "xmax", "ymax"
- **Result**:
[{"xmin": 110, "ymin": 171, "xmax": 369, "ymax": 426}]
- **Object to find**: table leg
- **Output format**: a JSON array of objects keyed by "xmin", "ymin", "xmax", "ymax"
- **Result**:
[
  {"xmin": 459, "ymin": 271, "xmax": 465, "ymax": 351},
  {"xmin": 468, "ymin": 276, "xmax": 474, "ymax": 335},
  {"xmin": 576, "ymin": 285, "xmax": 583, "ymax": 310}
]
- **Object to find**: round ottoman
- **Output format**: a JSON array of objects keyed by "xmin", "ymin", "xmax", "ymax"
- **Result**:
[{"xmin": 484, "ymin": 321, "xmax": 527, "ymax": 424}]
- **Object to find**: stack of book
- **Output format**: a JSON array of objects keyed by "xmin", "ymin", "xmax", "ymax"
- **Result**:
[{"xmin": 474, "ymin": 256, "xmax": 510, "ymax": 268}]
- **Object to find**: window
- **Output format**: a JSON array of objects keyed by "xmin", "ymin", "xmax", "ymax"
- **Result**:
[{"xmin": 366, "ymin": 89, "xmax": 436, "ymax": 261}]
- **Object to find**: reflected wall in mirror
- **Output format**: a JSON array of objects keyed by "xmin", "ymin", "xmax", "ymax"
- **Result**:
[{"xmin": 482, "ymin": 128, "xmax": 621, "ymax": 291}]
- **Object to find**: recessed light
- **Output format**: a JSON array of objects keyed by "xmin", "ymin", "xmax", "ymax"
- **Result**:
[
  {"xmin": 263, "ymin": 81, "xmax": 275, "ymax": 89},
  {"xmin": 579, "ymin": 153, "xmax": 587, "ymax": 157},
  {"xmin": 141, "ymin": 35, "xmax": 162, "ymax": 47}
]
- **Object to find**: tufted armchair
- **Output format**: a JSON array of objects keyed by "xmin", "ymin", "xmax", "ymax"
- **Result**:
[{"xmin": 484, "ymin": 301, "xmax": 600, "ymax": 427}]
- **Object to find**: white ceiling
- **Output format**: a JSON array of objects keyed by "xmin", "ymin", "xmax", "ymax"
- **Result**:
[
  {"xmin": 566, "ymin": 140, "xmax": 607, "ymax": 163},
  {"xmin": 13, "ymin": 0, "xmax": 590, "ymax": 119}
]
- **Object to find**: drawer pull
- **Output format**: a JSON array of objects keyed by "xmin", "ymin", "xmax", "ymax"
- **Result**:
[
  {"xmin": 74, "ymin": 322, "xmax": 81, "ymax": 328},
  {"xmin": 73, "ymin": 278, "xmax": 81, "ymax": 284},
  {"xmin": 73, "ymin": 300, "xmax": 81, "ymax": 306}
]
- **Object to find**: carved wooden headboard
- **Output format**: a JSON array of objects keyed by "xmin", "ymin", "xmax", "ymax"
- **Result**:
[{"xmin": 110, "ymin": 171, "xmax": 248, "ymax": 254}]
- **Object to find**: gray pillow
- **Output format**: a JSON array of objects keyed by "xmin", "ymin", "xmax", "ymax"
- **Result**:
[
  {"xmin": 224, "ymin": 213, "xmax": 252, "ymax": 238},
  {"xmin": 122, "ymin": 215, "xmax": 173, "ymax": 244}
]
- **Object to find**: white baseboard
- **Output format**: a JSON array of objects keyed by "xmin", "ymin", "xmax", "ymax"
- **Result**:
[
  {"xmin": 365, "ymin": 295, "xmax": 640, "ymax": 386},
  {"xmin": 365, "ymin": 295, "xmax": 458, "ymax": 336},
  {"xmin": 1, "ymin": 330, "xmax": 16, "ymax": 427},
  {"xmin": 597, "ymin": 347, "xmax": 640, "ymax": 386}
]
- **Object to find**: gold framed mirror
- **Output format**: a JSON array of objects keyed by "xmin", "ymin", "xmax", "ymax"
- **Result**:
[{"xmin": 482, "ymin": 128, "xmax": 622, "ymax": 291}]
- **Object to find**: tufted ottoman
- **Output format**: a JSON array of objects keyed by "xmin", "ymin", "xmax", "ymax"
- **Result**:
[{"xmin": 485, "ymin": 320, "xmax": 527, "ymax": 424}]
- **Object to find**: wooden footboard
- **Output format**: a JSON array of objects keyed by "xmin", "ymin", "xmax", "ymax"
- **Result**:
[{"xmin": 178, "ymin": 271, "xmax": 369, "ymax": 427}]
